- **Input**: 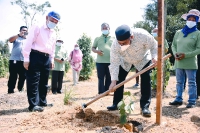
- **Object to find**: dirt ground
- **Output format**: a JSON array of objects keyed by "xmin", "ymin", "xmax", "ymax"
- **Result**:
[{"xmin": 1, "ymin": 69, "xmax": 200, "ymax": 133}]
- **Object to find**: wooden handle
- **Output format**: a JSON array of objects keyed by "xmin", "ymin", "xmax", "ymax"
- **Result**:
[
  {"xmin": 113, "ymin": 53, "xmax": 172, "ymax": 91},
  {"xmin": 83, "ymin": 53, "xmax": 172, "ymax": 108}
]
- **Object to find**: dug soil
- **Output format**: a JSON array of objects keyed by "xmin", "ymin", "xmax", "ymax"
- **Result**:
[{"xmin": 1, "ymin": 69, "xmax": 200, "ymax": 133}]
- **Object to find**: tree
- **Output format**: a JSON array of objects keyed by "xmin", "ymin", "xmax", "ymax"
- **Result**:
[
  {"xmin": 0, "ymin": 40, "xmax": 9, "ymax": 77},
  {"xmin": 77, "ymin": 33, "xmax": 95, "ymax": 81},
  {"xmin": 0, "ymin": 40, "xmax": 9, "ymax": 55},
  {"xmin": 140, "ymin": 0, "xmax": 199, "ymax": 65},
  {"xmin": 11, "ymin": 0, "xmax": 51, "ymax": 27},
  {"xmin": 133, "ymin": 21, "xmax": 154, "ymax": 33}
]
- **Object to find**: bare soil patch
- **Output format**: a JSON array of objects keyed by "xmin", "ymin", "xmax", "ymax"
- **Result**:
[{"xmin": 0, "ymin": 69, "xmax": 200, "ymax": 133}]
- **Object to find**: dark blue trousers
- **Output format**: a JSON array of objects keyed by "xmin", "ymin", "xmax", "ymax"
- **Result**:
[
  {"xmin": 26, "ymin": 52, "xmax": 50, "ymax": 110},
  {"xmin": 96, "ymin": 63, "xmax": 111, "ymax": 94},
  {"xmin": 113, "ymin": 61, "xmax": 152, "ymax": 109},
  {"xmin": 197, "ymin": 54, "xmax": 200, "ymax": 96}
]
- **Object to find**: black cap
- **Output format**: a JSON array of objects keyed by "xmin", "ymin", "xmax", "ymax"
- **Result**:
[{"xmin": 115, "ymin": 25, "xmax": 131, "ymax": 41}]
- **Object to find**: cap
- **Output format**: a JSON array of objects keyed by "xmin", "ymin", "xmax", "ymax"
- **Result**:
[
  {"xmin": 115, "ymin": 25, "xmax": 131, "ymax": 41},
  {"xmin": 48, "ymin": 11, "xmax": 61, "ymax": 21}
]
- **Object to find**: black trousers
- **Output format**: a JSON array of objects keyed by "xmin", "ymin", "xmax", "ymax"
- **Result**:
[
  {"xmin": 26, "ymin": 52, "xmax": 50, "ymax": 110},
  {"xmin": 7, "ymin": 60, "xmax": 26, "ymax": 92},
  {"xmin": 113, "ymin": 61, "xmax": 152, "ymax": 109},
  {"xmin": 51, "ymin": 70, "xmax": 64, "ymax": 93},
  {"xmin": 96, "ymin": 63, "xmax": 111, "ymax": 94}
]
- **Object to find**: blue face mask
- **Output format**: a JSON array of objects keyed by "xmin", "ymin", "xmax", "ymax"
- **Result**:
[
  {"xmin": 47, "ymin": 21, "xmax": 57, "ymax": 29},
  {"xmin": 102, "ymin": 30, "xmax": 109, "ymax": 35},
  {"xmin": 151, "ymin": 33, "xmax": 158, "ymax": 37}
]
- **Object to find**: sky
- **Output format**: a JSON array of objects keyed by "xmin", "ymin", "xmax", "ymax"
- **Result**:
[{"xmin": 0, "ymin": 0, "xmax": 151, "ymax": 54}]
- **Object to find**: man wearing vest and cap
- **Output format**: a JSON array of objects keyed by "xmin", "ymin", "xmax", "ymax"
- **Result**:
[
  {"xmin": 107, "ymin": 25, "xmax": 157, "ymax": 117},
  {"xmin": 22, "ymin": 11, "xmax": 61, "ymax": 112}
]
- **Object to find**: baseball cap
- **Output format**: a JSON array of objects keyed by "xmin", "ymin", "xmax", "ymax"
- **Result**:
[{"xmin": 48, "ymin": 11, "xmax": 61, "ymax": 21}]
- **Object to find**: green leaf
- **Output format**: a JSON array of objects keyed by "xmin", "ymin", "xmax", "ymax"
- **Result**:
[
  {"xmin": 117, "ymin": 101, "xmax": 123, "ymax": 108},
  {"xmin": 123, "ymin": 91, "xmax": 131, "ymax": 96}
]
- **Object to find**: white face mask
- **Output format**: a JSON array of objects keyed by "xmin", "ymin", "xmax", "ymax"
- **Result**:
[
  {"xmin": 186, "ymin": 21, "xmax": 196, "ymax": 28},
  {"xmin": 102, "ymin": 30, "xmax": 109, "ymax": 35},
  {"xmin": 56, "ymin": 42, "xmax": 62, "ymax": 46},
  {"xmin": 151, "ymin": 33, "xmax": 158, "ymax": 37},
  {"xmin": 47, "ymin": 20, "xmax": 57, "ymax": 29},
  {"xmin": 120, "ymin": 45, "xmax": 130, "ymax": 51},
  {"xmin": 74, "ymin": 47, "xmax": 79, "ymax": 50}
]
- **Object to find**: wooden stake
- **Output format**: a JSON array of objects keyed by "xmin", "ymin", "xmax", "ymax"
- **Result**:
[{"xmin": 156, "ymin": 0, "xmax": 164, "ymax": 124}]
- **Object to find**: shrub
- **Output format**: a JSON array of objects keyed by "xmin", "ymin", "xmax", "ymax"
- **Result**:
[
  {"xmin": 77, "ymin": 33, "xmax": 95, "ymax": 81},
  {"xmin": 150, "ymin": 58, "xmax": 172, "ymax": 90},
  {"xmin": 65, "ymin": 61, "xmax": 70, "ymax": 73},
  {"xmin": 0, "ymin": 54, "xmax": 9, "ymax": 78}
]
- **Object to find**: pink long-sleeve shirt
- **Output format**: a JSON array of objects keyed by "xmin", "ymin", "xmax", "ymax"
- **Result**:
[{"xmin": 22, "ymin": 23, "xmax": 56, "ymax": 62}]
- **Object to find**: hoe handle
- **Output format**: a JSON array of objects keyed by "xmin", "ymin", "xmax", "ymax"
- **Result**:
[{"xmin": 82, "ymin": 53, "xmax": 172, "ymax": 108}]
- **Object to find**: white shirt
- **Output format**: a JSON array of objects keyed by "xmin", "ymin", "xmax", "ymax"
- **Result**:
[{"xmin": 109, "ymin": 28, "xmax": 158, "ymax": 81}]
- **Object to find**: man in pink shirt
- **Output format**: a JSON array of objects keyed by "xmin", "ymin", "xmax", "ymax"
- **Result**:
[{"xmin": 22, "ymin": 11, "xmax": 61, "ymax": 112}]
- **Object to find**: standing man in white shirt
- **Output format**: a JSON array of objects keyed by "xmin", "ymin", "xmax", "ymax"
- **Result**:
[{"xmin": 107, "ymin": 25, "xmax": 157, "ymax": 117}]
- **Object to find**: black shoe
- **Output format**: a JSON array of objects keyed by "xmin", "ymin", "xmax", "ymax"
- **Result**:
[
  {"xmin": 52, "ymin": 91, "xmax": 57, "ymax": 94},
  {"xmin": 29, "ymin": 106, "xmax": 44, "ymax": 112},
  {"xmin": 141, "ymin": 108, "xmax": 151, "ymax": 117},
  {"xmin": 8, "ymin": 90, "xmax": 14, "ymax": 94},
  {"xmin": 186, "ymin": 103, "xmax": 195, "ymax": 108},
  {"xmin": 107, "ymin": 104, "xmax": 118, "ymax": 111},
  {"xmin": 18, "ymin": 88, "xmax": 24, "ymax": 92},
  {"xmin": 40, "ymin": 103, "xmax": 53, "ymax": 107},
  {"xmin": 169, "ymin": 101, "xmax": 182, "ymax": 106},
  {"xmin": 57, "ymin": 90, "xmax": 62, "ymax": 94}
]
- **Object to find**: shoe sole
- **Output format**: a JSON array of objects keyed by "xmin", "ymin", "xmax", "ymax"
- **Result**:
[
  {"xmin": 141, "ymin": 112, "xmax": 151, "ymax": 117},
  {"xmin": 30, "ymin": 109, "xmax": 44, "ymax": 112},
  {"xmin": 169, "ymin": 103, "xmax": 182, "ymax": 106},
  {"xmin": 186, "ymin": 105, "xmax": 195, "ymax": 108},
  {"xmin": 107, "ymin": 108, "xmax": 118, "ymax": 111},
  {"xmin": 142, "ymin": 114, "xmax": 151, "ymax": 117}
]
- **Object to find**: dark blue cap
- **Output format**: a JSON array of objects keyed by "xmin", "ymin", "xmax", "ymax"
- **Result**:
[
  {"xmin": 48, "ymin": 11, "xmax": 61, "ymax": 21},
  {"xmin": 115, "ymin": 25, "xmax": 131, "ymax": 41}
]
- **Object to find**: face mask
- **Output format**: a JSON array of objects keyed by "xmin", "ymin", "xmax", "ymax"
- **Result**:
[
  {"xmin": 151, "ymin": 33, "xmax": 158, "ymax": 37},
  {"xmin": 186, "ymin": 21, "xmax": 196, "ymax": 28},
  {"xmin": 56, "ymin": 42, "xmax": 62, "ymax": 46},
  {"xmin": 120, "ymin": 44, "xmax": 130, "ymax": 51},
  {"xmin": 74, "ymin": 47, "xmax": 79, "ymax": 50},
  {"xmin": 47, "ymin": 20, "xmax": 57, "ymax": 29},
  {"xmin": 102, "ymin": 30, "xmax": 109, "ymax": 35}
]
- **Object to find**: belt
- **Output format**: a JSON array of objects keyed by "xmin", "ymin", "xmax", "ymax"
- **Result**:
[{"xmin": 31, "ymin": 49, "xmax": 49, "ymax": 57}]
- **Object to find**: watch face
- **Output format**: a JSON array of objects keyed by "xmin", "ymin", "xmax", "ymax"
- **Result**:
[{"xmin": 24, "ymin": 32, "xmax": 28, "ymax": 35}]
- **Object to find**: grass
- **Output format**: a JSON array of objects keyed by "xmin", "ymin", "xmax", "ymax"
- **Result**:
[{"xmin": 63, "ymin": 86, "xmax": 75, "ymax": 105}]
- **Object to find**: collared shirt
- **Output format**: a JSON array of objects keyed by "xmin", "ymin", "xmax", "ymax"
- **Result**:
[
  {"xmin": 53, "ymin": 45, "xmax": 68, "ymax": 71},
  {"xmin": 109, "ymin": 28, "xmax": 157, "ymax": 81},
  {"xmin": 92, "ymin": 35, "xmax": 113, "ymax": 63},
  {"xmin": 22, "ymin": 23, "xmax": 56, "ymax": 62},
  {"xmin": 9, "ymin": 36, "xmax": 25, "ymax": 61},
  {"xmin": 172, "ymin": 30, "xmax": 200, "ymax": 69}
]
